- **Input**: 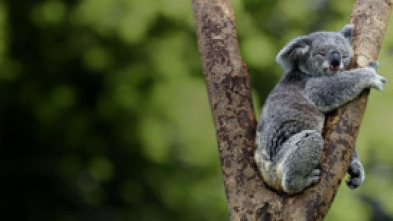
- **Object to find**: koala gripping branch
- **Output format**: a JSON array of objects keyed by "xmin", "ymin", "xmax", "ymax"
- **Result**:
[
  {"xmin": 283, "ymin": 1, "xmax": 392, "ymax": 220},
  {"xmin": 192, "ymin": 0, "xmax": 392, "ymax": 220}
]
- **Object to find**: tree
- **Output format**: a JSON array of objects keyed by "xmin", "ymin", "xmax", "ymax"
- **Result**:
[{"xmin": 192, "ymin": 0, "xmax": 392, "ymax": 220}]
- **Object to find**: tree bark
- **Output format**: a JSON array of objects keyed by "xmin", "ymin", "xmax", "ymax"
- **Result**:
[{"xmin": 192, "ymin": 0, "xmax": 392, "ymax": 220}]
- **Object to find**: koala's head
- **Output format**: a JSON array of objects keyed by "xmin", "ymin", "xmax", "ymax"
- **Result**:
[{"xmin": 276, "ymin": 25, "xmax": 354, "ymax": 75}]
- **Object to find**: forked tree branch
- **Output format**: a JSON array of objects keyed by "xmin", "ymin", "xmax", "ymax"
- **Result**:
[{"xmin": 192, "ymin": 0, "xmax": 392, "ymax": 220}]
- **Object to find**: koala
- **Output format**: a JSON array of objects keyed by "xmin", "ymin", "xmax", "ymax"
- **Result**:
[{"xmin": 254, "ymin": 24, "xmax": 386, "ymax": 194}]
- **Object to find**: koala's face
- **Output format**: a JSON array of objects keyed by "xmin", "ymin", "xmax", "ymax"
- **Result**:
[
  {"xmin": 276, "ymin": 25, "xmax": 354, "ymax": 76},
  {"xmin": 304, "ymin": 32, "xmax": 353, "ymax": 75}
]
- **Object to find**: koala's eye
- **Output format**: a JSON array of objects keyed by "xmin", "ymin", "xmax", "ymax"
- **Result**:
[
  {"xmin": 343, "ymin": 52, "xmax": 349, "ymax": 58},
  {"xmin": 315, "ymin": 50, "xmax": 326, "ymax": 56}
]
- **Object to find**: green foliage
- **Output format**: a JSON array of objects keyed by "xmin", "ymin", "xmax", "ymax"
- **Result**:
[{"xmin": 1, "ymin": 0, "xmax": 393, "ymax": 220}]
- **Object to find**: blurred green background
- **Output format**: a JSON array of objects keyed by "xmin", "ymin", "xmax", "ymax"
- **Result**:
[{"xmin": 1, "ymin": 0, "xmax": 393, "ymax": 220}]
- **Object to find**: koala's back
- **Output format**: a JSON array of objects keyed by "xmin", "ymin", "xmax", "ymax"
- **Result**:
[
  {"xmin": 258, "ymin": 71, "xmax": 324, "ymax": 161},
  {"xmin": 255, "ymin": 71, "xmax": 324, "ymax": 191}
]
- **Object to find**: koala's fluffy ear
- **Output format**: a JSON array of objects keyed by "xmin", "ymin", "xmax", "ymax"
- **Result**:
[
  {"xmin": 276, "ymin": 36, "xmax": 311, "ymax": 70},
  {"xmin": 339, "ymin": 24, "xmax": 354, "ymax": 43}
]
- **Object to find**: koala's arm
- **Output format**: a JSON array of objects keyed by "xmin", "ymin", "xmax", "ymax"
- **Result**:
[{"xmin": 305, "ymin": 66, "xmax": 386, "ymax": 113}]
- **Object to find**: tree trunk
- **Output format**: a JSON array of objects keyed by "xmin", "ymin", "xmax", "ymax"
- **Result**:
[{"xmin": 192, "ymin": 0, "xmax": 392, "ymax": 220}]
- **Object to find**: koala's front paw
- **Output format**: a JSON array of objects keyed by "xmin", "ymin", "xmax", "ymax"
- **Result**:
[
  {"xmin": 367, "ymin": 68, "xmax": 387, "ymax": 91},
  {"xmin": 347, "ymin": 161, "xmax": 365, "ymax": 189},
  {"xmin": 367, "ymin": 60, "xmax": 379, "ymax": 70},
  {"xmin": 370, "ymin": 73, "xmax": 387, "ymax": 91}
]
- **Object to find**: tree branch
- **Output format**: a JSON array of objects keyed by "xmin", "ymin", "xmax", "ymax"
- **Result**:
[{"xmin": 192, "ymin": 0, "xmax": 392, "ymax": 220}]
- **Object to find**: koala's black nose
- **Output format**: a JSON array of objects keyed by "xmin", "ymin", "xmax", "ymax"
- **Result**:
[{"xmin": 330, "ymin": 52, "xmax": 341, "ymax": 67}]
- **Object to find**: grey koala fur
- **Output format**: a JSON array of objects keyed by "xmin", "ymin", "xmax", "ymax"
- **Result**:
[{"xmin": 254, "ymin": 24, "xmax": 386, "ymax": 194}]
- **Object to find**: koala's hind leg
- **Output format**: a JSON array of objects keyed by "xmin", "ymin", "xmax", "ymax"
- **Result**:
[
  {"xmin": 278, "ymin": 130, "xmax": 323, "ymax": 194},
  {"xmin": 347, "ymin": 148, "xmax": 365, "ymax": 189}
]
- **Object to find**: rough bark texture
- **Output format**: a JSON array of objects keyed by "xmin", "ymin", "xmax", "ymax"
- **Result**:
[
  {"xmin": 192, "ymin": 0, "xmax": 283, "ymax": 219},
  {"xmin": 192, "ymin": 0, "xmax": 392, "ymax": 220}
]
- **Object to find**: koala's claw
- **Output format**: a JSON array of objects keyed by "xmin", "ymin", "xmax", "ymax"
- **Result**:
[
  {"xmin": 307, "ymin": 176, "xmax": 319, "ymax": 185},
  {"xmin": 347, "ymin": 162, "xmax": 365, "ymax": 189},
  {"xmin": 311, "ymin": 168, "xmax": 321, "ymax": 176},
  {"xmin": 367, "ymin": 60, "xmax": 379, "ymax": 70},
  {"xmin": 305, "ymin": 169, "xmax": 321, "ymax": 187},
  {"xmin": 370, "ymin": 73, "xmax": 387, "ymax": 91},
  {"xmin": 347, "ymin": 177, "xmax": 361, "ymax": 189}
]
